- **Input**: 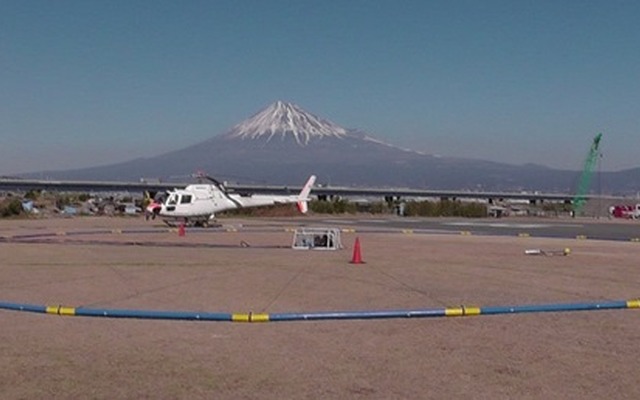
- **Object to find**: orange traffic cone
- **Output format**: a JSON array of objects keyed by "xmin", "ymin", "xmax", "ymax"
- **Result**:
[
  {"xmin": 178, "ymin": 222, "xmax": 186, "ymax": 237},
  {"xmin": 349, "ymin": 237, "xmax": 365, "ymax": 264}
]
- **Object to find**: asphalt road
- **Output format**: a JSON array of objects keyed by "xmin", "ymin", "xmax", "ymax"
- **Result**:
[{"xmin": 305, "ymin": 216, "xmax": 640, "ymax": 242}]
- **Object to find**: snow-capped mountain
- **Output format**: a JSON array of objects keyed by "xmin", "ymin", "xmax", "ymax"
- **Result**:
[
  {"xmin": 225, "ymin": 101, "xmax": 348, "ymax": 145},
  {"xmin": 25, "ymin": 100, "xmax": 640, "ymax": 194},
  {"xmin": 220, "ymin": 101, "xmax": 423, "ymax": 155}
]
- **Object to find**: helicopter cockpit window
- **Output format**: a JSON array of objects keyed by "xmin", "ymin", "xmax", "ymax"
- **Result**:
[
  {"xmin": 167, "ymin": 194, "xmax": 178, "ymax": 205},
  {"xmin": 180, "ymin": 194, "xmax": 192, "ymax": 204}
]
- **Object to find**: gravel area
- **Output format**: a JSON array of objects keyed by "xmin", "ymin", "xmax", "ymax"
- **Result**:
[{"xmin": 1, "ymin": 217, "xmax": 639, "ymax": 399}]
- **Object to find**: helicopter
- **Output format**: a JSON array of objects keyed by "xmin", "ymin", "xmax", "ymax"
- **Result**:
[{"xmin": 146, "ymin": 173, "xmax": 316, "ymax": 227}]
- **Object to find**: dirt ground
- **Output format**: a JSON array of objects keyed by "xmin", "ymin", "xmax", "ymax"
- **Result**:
[{"xmin": 1, "ymin": 216, "xmax": 639, "ymax": 399}]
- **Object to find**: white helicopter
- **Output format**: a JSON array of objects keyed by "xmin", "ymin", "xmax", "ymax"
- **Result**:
[{"xmin": 147, "ymin": 173, "xmax": 316, "ymax": 227}]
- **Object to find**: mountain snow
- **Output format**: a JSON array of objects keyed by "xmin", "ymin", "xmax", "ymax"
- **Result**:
[
  {"xmin": 225, "ymin": 101, "xmax": 348, "ymax": 145},
  {"xmin": 222, "ymin": 100, "xmax": 428, "ymax": 155}
]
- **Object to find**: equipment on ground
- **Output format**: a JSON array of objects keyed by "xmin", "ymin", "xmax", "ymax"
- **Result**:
[
  {"xmin": 524, "ymin": 248, "xmax": 571, "ymax": 256},
  {"xmin": 292, "ymin": 227, "xmax": 342, "ymax": 250}
]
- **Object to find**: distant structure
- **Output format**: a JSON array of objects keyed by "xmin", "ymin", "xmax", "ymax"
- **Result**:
[{"xmin": 572, "ymin": 133, "xmax": 603, "ymax": 216}]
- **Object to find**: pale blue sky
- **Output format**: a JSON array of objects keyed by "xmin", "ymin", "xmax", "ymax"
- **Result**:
[{"xmin": 1, "ymin": 0, "xmax": 639, "ymax": 174}]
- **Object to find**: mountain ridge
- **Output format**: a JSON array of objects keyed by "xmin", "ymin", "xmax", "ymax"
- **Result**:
[{"xmin": 19, "ymin": 101, "xmax": 640, "ymax": 194}]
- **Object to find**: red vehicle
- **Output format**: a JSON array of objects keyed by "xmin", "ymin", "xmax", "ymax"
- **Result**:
[{"xmin": 609, "ymin": 204, "xmax": 640, "ymax": 219}]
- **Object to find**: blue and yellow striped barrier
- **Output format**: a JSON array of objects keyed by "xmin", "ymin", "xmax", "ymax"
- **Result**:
[{"xmin": 1, "ymin": 298, "xmax": 638, "ymax": 323}]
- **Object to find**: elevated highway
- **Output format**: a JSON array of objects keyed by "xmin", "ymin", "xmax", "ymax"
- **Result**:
[{"xmin": 0, "ymin": 177, "xmax": 621, "ymax": 204}]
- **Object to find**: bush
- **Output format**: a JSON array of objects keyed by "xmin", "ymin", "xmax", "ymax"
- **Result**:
[
  {"xmin": 364, "ymin": 201, "xmax": 391, "ymax": 214},
  {"xmin": 24, "ymin": 190, "xmax": 41, "ymax": 201},
  {"xmin": 404, "ymin": 200, "xmax": 487, "ymax": 218},
  {"xmin": 309, "ymin": 199, "xmax": 357, "ymax": 214},
  {"xmin": 221, "ymin": 203, "xmax": 298, "ymax": 217},
  {"xmin": 541, "ymin": 203, "xmax": 572, "ymax": 213},
  {"xmin": 0, "ymin": 198, "xmax": 24, "ymax": 217}
]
